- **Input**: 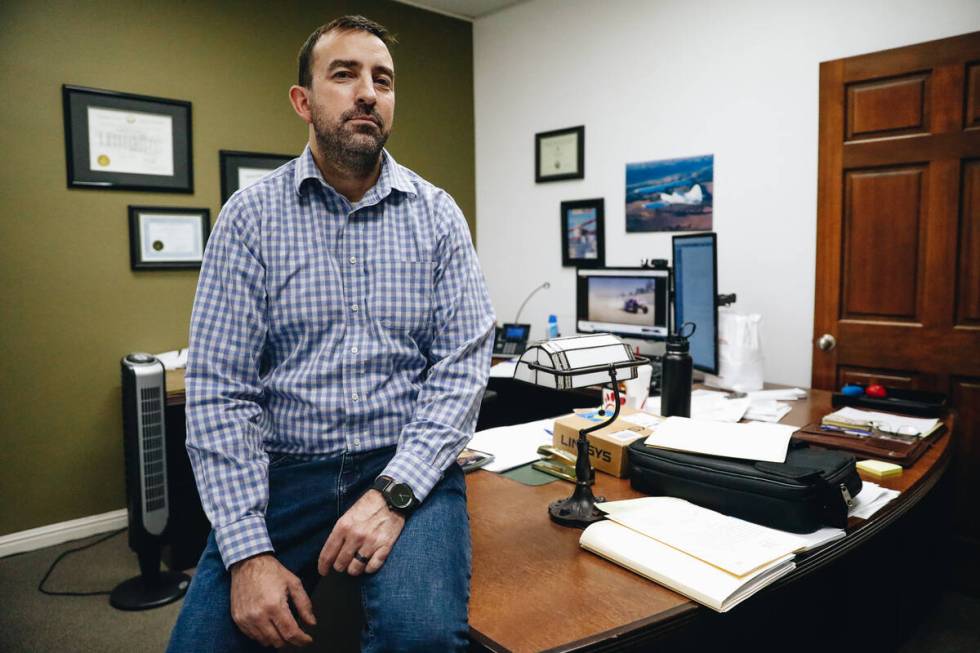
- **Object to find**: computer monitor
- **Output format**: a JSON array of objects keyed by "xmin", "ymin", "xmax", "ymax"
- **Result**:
[
  {"xmin": 576, "ymin": 268, "xmax": 670, "ymax": 341},
  {"xmin": 672, "ymin": 233, "xmax": 719, "ymax": 374}
]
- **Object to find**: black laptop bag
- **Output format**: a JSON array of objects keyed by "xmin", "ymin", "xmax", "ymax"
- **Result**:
[{"xmin": 627, "ymin": 439, "xmax": 862, "ymax": 533}]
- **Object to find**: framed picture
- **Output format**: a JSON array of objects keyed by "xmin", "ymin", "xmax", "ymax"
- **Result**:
[
  {"xmin": 535, "ymin": 126, "xmax": 584, "ymax": 183},
  {"xmin": 219, "ymin": 150, "xmax": 295, "ymax": 204},
  {"xmin": 62, "ymin": 85, "xmax": 193, "ymax": 192},
  {"xmin": 561, "ymin": 198, "xmax": 605, "ymax": 268},
  {"xmin": 128, "ymin": 206, "xmax": 211, "ymax": 270},
  {"xmin": 626, "ymin": 154, "xmax": 714, "ymax": 232}
]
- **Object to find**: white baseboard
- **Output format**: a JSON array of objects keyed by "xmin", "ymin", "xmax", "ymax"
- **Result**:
[{"xmin": 0, "ymin": 509, "xmax": 128, "ymax": 559}]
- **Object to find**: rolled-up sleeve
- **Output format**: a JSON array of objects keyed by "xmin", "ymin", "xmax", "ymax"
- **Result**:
[
  {"xmin": 380, "ymin": 196, "xmax": 495, "ymax": 501},
  {"xmin": 185, "ymin": 197, "xmax": 274, "ymax": 569}
]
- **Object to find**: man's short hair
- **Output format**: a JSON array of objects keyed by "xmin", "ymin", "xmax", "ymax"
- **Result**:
[{"xmin": 297, "ymin": 16, "xmax": 397, "ymax": 88}]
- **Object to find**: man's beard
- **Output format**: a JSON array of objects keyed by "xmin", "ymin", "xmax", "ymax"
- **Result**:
[{"xmin": 312, "ymin": 105, "xmax": 389, "ymax": 176}]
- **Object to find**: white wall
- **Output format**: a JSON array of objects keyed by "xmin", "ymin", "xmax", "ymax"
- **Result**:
[{"xmin": 473, "ymin": 0, "xmax": 980, "ymax": 386}]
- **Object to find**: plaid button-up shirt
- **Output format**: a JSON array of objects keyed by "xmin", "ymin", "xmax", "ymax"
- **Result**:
[{"xmin": 185, "ymin": 146, "xmax": 495, "ymax": 568}]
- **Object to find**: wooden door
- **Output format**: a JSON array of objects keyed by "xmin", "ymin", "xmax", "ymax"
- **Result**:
[{"xmin": 814, "ymin": 31, "xmax": 980, "ymax": 592}]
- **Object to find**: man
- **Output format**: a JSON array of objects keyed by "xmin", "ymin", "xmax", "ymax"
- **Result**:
[{"xmin": 167, "ymin": 15, "xmax": 494, "ymax": 652}]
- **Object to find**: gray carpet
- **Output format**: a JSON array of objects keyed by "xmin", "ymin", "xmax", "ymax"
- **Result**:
[
  {"xmin": 0, "ymin": 530, "xmax": 184, "ymax": 653},
  {"xmin": 2, "ymin": 530, "xmax": 978, "ymax": 652}
]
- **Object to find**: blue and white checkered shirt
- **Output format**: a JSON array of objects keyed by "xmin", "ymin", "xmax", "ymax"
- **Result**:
[{"xmin": 185, "ymin": 146, "xmax": 495, "ymax": 568}]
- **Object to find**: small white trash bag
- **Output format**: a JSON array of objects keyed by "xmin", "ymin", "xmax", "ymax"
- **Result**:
[{"xmin": 703, "ymin": 309, "xmax": 765, "ymax": 392}]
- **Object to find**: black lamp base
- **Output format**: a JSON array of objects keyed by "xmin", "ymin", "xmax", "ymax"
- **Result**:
[
  {"xmin": 548, "ymin": 484, "xmax": 606, "ymax": 528},
  {"xmin": 109, "ymin": 571, "xmax": 190, "ymax": 611}
]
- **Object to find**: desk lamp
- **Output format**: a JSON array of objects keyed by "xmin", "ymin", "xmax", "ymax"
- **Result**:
[{"xmin": 513, "ymin": 334, "xmax": 649, "ymax": 527}]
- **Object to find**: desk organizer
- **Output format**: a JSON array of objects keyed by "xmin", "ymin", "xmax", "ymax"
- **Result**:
[{"xmin": 830, "ymin": 386, "xmax": 947, "ymax": 418}]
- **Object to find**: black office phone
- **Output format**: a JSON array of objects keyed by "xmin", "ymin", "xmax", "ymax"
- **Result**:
[{"xmin": 493, "ymin": 323, "xmax": 530, "ymax": 357}]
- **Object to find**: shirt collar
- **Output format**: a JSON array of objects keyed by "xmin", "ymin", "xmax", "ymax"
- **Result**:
[{"xmin": 293, "ymin": 145, "xmax": 417, "ymax": 200}]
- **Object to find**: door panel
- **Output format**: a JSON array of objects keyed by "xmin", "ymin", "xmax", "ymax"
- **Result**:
[
  {"xmin": 846, "ymin": 73, "xmax": 930, "ymax": 140},
  {"xmin": 966, "ymin": 64, "xmax": 980, "ymax": 129},
  {"xmin": 958, "ymin": 160, "xmax": 980, "ymax": 326},
  {"xmin": 842, "ymin": 167, "xmax": 924, "ymax": 319},
  {"xmin": 814, "ymin": 31, "xmax": 980, "ymax": 594}
]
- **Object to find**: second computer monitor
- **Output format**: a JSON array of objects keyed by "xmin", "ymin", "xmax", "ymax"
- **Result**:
[
  {"xmin": 576, "ymin": 268, "xmax": 670, "ymax": 340},
  {"xmin": 672, "ymin": 232, "xmax": 719, "ymax": 374}
]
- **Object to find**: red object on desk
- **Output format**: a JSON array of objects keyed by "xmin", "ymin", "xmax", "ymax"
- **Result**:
[{"xmin": 866, "ymin": 384, "xmax": 888, "ymax": 398}]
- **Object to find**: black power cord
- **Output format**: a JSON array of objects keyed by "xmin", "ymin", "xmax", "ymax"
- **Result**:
[{"xmin": 37, "ymin": 528, "xmax": 127, "ymax": 597}]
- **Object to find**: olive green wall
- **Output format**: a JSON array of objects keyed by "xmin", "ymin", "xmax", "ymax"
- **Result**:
[{"xmin": 0, "ymin": 0, "xmax": 474, "ymax": 536}]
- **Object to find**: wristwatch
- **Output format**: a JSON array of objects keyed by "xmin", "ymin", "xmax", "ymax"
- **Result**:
[{"xmin": 372, "ymin": 475, "xmax": 419, "ymax": 515}]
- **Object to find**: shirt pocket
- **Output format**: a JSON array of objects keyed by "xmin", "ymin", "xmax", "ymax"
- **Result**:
[{"xmin": 369, "ymin": 260, "xmax": 435, "ymax": 333}]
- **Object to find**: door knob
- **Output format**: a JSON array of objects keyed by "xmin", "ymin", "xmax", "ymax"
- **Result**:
[{"xmin": 817, "ymin": 334, "xmax": 836, "ymax": 352}]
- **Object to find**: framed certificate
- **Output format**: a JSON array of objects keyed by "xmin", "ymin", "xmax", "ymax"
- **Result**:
[
  {"xmin": 219, "ymin": 150, "xmax": 295, "ymax": 204},
  {"xmin": 535, "ymin": 126, "xmax": 584, "ymax": 183},
  {"xmin": 63, "ymin": 85, "xmax": 193, "ymax": 192},
  {"xmin": 128, "ymin": 206, "xmax": 211, "ymax": 270}
]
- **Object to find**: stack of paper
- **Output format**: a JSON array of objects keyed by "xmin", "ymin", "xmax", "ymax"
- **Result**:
[
  {"xmin": 644, "ymin": 390, "xmax": 749, "ymax": 422},
  {"xmin": 154, "ymin": 348, "xmax": 188, "ymax": 370},
  {"xmin": 467, "ymin": 418, "xmax": 554, "ymax": 472},
  {"xmin": 822, "ymin": 407, "xmax": 940, "ymax": 438},
  {"xmin": 744, "ymin": 400, "xmax": 792, "ymax": 423},
  {"xmin": 848, "ymin": 481, "xmax": 900, "ymax": 519},
  {"xmin": 642, "ymin": 416, "xmax": 796, "ymax": 463},
  {"xmin": 488, "ymin": 359, "xmax": 518, "ymax": 378},
  {"xmin": 746, "ymin": 388, "xmax": 807, "ymax": 401},
  {"xmin": 581, "ymin": 497, "xmax": 798, "ymax": 612},
  {"xmin": 644, "ymin": 388, "xmax": 805, "ymax": 424}
]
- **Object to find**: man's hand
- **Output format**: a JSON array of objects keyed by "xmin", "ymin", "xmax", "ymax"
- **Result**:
[
  {"xmin": 318, "ymin": 489, "xmax": 405, "ymax": 576},
  {"xmin": 229, "ymin": 553, "xmax": 316, "ymax": 648}
]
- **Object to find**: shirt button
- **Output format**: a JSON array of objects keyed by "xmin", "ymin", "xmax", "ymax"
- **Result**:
[
  {"xmin": 349, "ymin": 256, "xmax": 357, "ymax": 265},
  {"xmin": 351, "ymin": 346, "xmax": 359, "ymax": 354},
  {"xmin": 352, "ymin": 392, "xmax": 360, "ymax": 401},
  {"xmin": 351, "ymin": 303, "xmax": 359, "ymax": 312},
  {"xmin": 353, "ymin": 439, "xmax": 361, "ymax": 447}
]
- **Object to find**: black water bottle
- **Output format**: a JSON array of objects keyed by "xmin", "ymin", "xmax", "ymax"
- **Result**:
[{"xmin": 661, "ymin": 324, "xmax": 694, "ymax": 418}]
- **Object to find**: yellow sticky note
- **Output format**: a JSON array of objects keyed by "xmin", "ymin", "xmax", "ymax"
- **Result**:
[{"xmin": 857, "ymin": 459, "xmax": 902, "ymax": 479}]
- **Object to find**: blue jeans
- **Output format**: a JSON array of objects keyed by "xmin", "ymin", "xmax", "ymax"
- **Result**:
[{"xmin": 166, "ymin": 446, "xmax": 471, "ymax": 652}]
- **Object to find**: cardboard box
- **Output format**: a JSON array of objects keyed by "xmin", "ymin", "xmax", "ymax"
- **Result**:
[{"xmin": 552, "ymin": 406, "xmax": 663, "ymax": 478}]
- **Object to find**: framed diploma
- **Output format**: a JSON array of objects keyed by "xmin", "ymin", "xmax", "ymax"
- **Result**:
[
  {"xmin": 219, "ymin": 150, "xmax": 295, "ymax": 204},
  {"xmin": 128, "ymin": 206, "xmax": 211, "ymax": 270},
  {"xmin": 535, "ymin": 126, "xmax": 584, "ymax": 183},
  {"xmin": 63, "ymin": 85, "xmax": 193, "ymax": 192}
]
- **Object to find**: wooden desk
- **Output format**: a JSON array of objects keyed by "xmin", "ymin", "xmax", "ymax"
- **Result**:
[
  {"xmin": 466, "ymin": 389, "xmax": 953, "ymax": 652},
  {"xmin": 164, "ymin": 372, "xmax": 952, "ymax": 651}
]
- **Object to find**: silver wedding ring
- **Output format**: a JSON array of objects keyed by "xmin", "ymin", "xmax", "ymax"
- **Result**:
[{"xmin": 354, "ymin": 552, "xmax": 370, "ymax": 564}]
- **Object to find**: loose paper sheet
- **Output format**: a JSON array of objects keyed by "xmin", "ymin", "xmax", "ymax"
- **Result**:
[
  {"xmin": 642, "ymin": 416, "xmax": 795, "ymax": 463},
  {"xmin": 468, "ymin": 418, "xmax": 555, "ymax": 472},
  {"xmin": 644, "ymin": 390, "xmax": 750, "ymax": 423}
]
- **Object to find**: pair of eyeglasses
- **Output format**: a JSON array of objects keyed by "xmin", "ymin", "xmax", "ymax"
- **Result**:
[{"xmin": 870, "ymin": 421, "xmax": 919, "ymax": 441}]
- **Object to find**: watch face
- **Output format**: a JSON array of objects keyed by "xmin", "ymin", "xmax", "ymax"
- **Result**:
[{"xmin": 389, "ymin": 483, "xmax": 414, "ymax": 509}]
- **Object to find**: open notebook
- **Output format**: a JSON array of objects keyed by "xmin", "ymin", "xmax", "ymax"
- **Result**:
[{"xmin": 580, "ymin": 497, "xmax": 805, "ymax": 612}]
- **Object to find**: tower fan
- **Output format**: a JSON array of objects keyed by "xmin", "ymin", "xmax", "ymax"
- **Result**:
[{"xmin": 111, "ymin": 353, "xmax": 190, "ymax": 610}]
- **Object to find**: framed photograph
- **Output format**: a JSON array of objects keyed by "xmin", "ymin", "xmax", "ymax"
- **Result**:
[
  {"xmin": 626, "ymin": 154, "xmax": 713, "ymax": 232},
  {"xmin": 62, "ymin": 85, "xmax": 193, "ymax": 192},
  {"xmin": 561, "ymin": 198, "xmax": 605, "ymax": 268},
  {"xmin": 219, "ymin": 150, "xmax": 295, "ymax": 204},
  {"xmin": 535, "ymin": 126, "xmax": 584, "ymax": 183},
  {"xmin": 128, "ymin": 206, "xmax": 211, "ymax": 270}
]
